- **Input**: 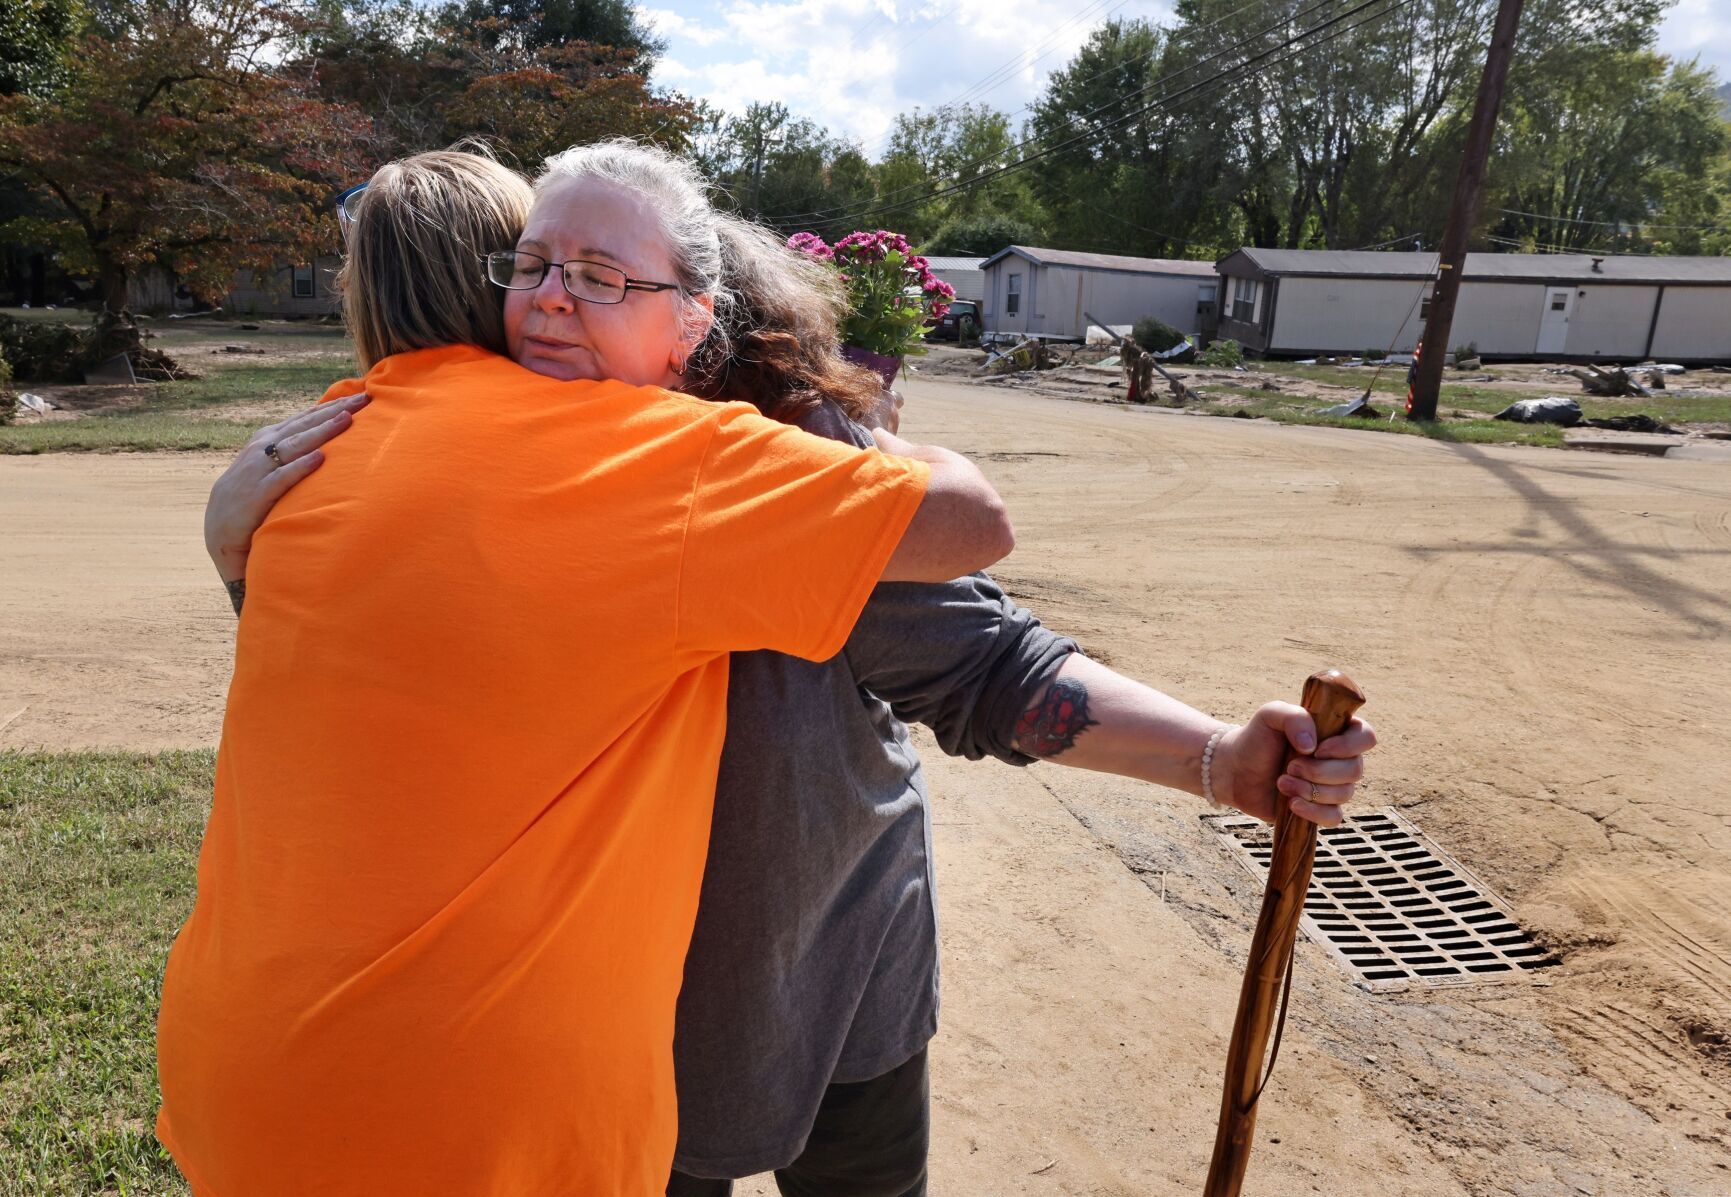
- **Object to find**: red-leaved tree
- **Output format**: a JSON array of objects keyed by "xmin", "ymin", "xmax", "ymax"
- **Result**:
[{"xmin": 0, "ymin": 0, "xmax": 371, "ymax": 310}]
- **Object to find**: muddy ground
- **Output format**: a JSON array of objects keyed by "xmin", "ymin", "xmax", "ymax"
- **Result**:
[{"xmin": 2, "ymin": 377, "xmax": 1728, "ymax": 1195}]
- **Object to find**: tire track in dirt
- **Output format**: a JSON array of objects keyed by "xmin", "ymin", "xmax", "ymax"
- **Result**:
[
  {"xmin": 1571, "ymin": 871, "xmax": 1731, "ymax": 1010},
  {"xmin": 1550, "ymin": 1002, "xmax": 1731, "ymax": 1150}
]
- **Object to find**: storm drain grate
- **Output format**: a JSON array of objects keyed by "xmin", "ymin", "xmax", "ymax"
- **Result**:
[{"xmin": 1202, "ymin": 808, "xmax": 1558, "ymax": 992}]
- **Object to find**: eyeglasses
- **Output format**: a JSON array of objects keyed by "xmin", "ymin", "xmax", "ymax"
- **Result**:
[
  {"xmin": 481, "ymin": 251, "xmax": 681, "ymax": 305},
  {"xmin": 334, "ymin": 183, "xmax": 368, "ymax": 228}
]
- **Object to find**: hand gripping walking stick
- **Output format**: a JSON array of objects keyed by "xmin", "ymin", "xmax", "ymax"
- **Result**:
[{"xmin": 1203, "ymin": 669, "xmax": 1366, "ymax": 1197}]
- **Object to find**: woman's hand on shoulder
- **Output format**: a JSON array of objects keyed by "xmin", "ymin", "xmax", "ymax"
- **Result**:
[
  {"xmin": 205, "ymin": 394, "xmax": 369, "ymax": 581},
  {"xmin": 1212, "ymin": 703, "xmax": 1378, "ymax": 827},
  {"xmin": 858, "ymin": 386, "xmax": 903, "ymax": 435}
]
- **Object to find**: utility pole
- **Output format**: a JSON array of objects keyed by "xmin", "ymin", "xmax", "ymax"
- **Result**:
[{"xmin": 1408, "ymin": 0, "xmax": 1525, "ymax": 421}]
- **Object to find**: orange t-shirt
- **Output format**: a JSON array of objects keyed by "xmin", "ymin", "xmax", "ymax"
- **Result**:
[{"xmin": 155, "ymin": 345, "xmax": 929, "ymax": 1197}]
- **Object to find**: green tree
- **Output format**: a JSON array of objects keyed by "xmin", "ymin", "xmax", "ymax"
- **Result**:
[
  {"xmin": 1027, "ymin": 18, "xmax": 1228, "ymax": 255},
  {"xmin": 0, "ymin": 0, "xmax": 371, "ymax": 310},
  {"xmin": 444, "ymin": 0, "xmax": 663, "ymax": 65},
  {"xmin": 701, "ymin": 102, "xmax": 877, "ymax": 234},
  {"xmin": 1492, "ymin": 52, "xmax": 1730, "ymax": 253},
  {"xmin": 0, "ymin": 0, "xmax": 81, "ymax": 97}
]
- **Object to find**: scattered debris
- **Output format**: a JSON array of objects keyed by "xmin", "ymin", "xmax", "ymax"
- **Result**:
[
  {"xmin": 0, "ymin": 310, "xmax": 191, "ymax": 383},
  {"xmin": 14, "ymin": 391, "xmax": 54, "ymax": 416},
  {"xmin": 1495, "ymin": 397, "xmax": 1584, "ymax": 425},
  {"xmin": 238, "ymin": 322, "xmax": 262, "ymax": 330},
  {"xmin": 980, "ymin": 338, "xmax": 1057, "ymax": 376},
  {"xmin": 1456, "ymin": 356, "xmax": 1483, "ymax": 371},
  {"xmin": 1318, "ymin": 395, "xmax": 1383, "ymax": 418},
  {"xmin": 1564, "ymin": 364, "xmax": 1649, "ymax": 397},
  {"xmin": 1582, "ymin": 414, "xmax": 1682, "ymax": 434},
  {"xmin": 83, "ymin": 351, "xmax": 137, "ymax": 385},
  {"xmin": 215, "ymin": 344, "xmax": 267, "ymax": 355}
]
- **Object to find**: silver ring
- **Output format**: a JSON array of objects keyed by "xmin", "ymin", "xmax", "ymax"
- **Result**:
[
  {"xmin": 264, "ymin": 441, "xmax": 284, "ymax": 468},
  {"xmin": 1307, "ymin": 780, "xmax": 1318, "ymax": 802}
]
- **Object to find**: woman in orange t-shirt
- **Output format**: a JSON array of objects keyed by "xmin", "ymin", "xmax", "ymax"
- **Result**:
[{"xmin": 155, "ymin": 151, "xmax": 1014, "ymax": 1197}]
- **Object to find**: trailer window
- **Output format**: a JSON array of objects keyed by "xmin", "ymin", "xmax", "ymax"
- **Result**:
[
  {"xmin": 1006, "ymin": 273, "xmax": 1021, "ymax": 316},
  {"xmin": 292, "ymin": 264, "xmax": 316, "ymax": 299},
  {"xmin": 1231, "ymin": 277, "xmax": 1258, "ymax": 323}
]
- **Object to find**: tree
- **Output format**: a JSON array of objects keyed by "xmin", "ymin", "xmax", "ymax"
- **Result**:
[
  {"xmin": 443, "ymin": 0, "xmax": 664, "ymax": 69},
  {"xmin": 1028, "ymin": 18, "xmax": 1228, "ymax": 256},
  {"xmin": 0, "ymin": 0, "xmax": 81, "ymax": 98},
  {"xmin": 284, "ymin": 0, "xmax": 695, "ymax": 168},
  {"xmin": 1491, "ymin": 52, "xmax": 1730, "ymax": 254},
  {"xmin": 926, "ymin": 212, "xmax": 1040, "ymax": 255},
  {"xmin": 700, "ymin": 103, "xmax": 878, "ymax": 233},
  {"xmin": 444, "ymin": 40, "xmax": 695, "ymax": 168},
  {"xmin": 0, "ymin": 0, "xmax": 371, "ymax": 310},
  {"xmin": 873, "ymin": 103, "xmax": 1041, "ymax": 244}
]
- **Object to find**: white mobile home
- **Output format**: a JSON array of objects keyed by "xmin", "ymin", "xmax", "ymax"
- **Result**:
[
  {"xmin": 1214, "ymin": 248, "xmax": 1731, "ymax": 363},
  {"xmin": 981, "ymin": 246, "xmax": 1220, "ymax": 341},
  {"xmin": 923, "ymin": 256, "xmax": 986, "ymax": 304}
]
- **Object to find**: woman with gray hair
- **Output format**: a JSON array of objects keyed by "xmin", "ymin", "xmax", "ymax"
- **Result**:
[{"xmin": 209, "ymin": 140, "xmax": 1375, "ymax": 1197}]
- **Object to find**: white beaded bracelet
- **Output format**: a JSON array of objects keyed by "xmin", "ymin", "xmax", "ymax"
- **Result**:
[{"xmin": 1201, "ymin": 725, "xmax": 1232, "ymax": 808}]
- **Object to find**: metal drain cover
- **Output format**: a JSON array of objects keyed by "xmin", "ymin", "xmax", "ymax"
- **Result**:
[{"xmin": 1203, "ymin": 808, "xmax": 1558, "ymax": 992}]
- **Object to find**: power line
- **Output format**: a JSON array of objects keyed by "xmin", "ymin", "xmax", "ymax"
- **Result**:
[
  {"xmin": 861, "ymin": 0, "xmax": 1290, "ymax": 165},
  {"xmin": 810, "ymin": 0, "xmax": 1411, "ymax": 236},
  {"xmin": 789, "ymin": 0, "xmax": 1349, "ymax": 225},
  {"xmin": 1351, "ymin": 232, "xmax": 1424, "ymax": 250},
  {"xmin": 774, "ymin": 0, "xmax": 1365, "ymax": 227},
  {"xmin": 1495, "ymin": 206, "xmax": 1728, "ymax": 233},
  {"xmin": 1484, "ymin": 233, "xmax": 1664, "ymax": 257},
  {"xmin": 782, "ymin": 0, "xmax": 1413, "ymax": 234}
]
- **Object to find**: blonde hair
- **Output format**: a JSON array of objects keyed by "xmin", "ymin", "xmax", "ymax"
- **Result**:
[
  {"xmin": 338, "ymin": 150, "xmax": 532, "ymax": 370},
  {"xmin": 536, "ymin": 139, "xmax": 881, "ymax": 423}
]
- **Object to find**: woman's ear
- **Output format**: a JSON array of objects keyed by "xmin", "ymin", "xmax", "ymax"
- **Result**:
[{"xmin": 679, "ymin": 292, "xmax": 716, "ymax": 366}]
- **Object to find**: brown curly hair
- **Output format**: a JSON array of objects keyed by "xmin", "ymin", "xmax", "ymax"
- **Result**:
[{"xmin": 682, "ymin": 215, "xmax": 884, "ymax": 425}]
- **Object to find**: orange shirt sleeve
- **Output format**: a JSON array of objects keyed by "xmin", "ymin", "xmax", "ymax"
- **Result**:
[{"xmin": 677, "ymin": 402, "xmax": 930, "ymax": 663}]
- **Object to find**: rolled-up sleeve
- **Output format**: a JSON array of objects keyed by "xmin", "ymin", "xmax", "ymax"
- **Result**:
[{"xmin": 843, "ymin": 572, "xmax": 1077, "ymax": 765}]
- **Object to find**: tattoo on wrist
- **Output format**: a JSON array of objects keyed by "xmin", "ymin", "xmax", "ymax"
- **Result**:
[
  {"xmin": 1014, "ymin": 678, "xmax": 1098, "ymax": 758},
  {"xmin": 225, "ymin": 577, "xmax": 246, "ymax": 617}
]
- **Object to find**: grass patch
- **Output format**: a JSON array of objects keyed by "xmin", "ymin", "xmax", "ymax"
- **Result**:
[
  {"xmin": 1201, "ymin": 390, "xmax": 1566, "ymax": 446},
  {"xmin": 1252, "ymin": 362, "xmax": 1731, "ymax": 426},
  {"xmin": 1, "ymin": 320, "xmax": 355, "ymax": 454},
  {"xmin": 125, "ymin": 361, "xmax": 353, "ymax": 417},
  {"xmin": 0, "ymin": 416, "xmax": 258, "ymax": 455},
  {"xmin": 0, "ymin": 750, "xmax": 209, "ymax": 1195}
]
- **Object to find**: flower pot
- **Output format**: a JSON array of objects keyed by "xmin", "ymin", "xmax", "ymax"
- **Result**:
[{"xmin": 842, "ymin": 345, "xmax": 902, "ymax": 389}]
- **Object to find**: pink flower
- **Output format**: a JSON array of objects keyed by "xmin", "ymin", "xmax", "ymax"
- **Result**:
[{"xmin": 787, "ymin": 231, "xmax": 834, "ymax": 260}]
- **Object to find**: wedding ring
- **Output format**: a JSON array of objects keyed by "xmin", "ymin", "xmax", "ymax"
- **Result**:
[{"xmin": 264, "ymin": 441, "xmax": 284, "ymax": 468}]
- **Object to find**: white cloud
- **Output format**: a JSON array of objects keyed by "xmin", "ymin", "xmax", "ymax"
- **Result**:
[
  {"xmin": 651, "ymin": 0, "xmax": 1179, "ymax": 148},
  {"xmin": 1656, "ymin": 0, "xmax": 1731, "ymax": 79}
]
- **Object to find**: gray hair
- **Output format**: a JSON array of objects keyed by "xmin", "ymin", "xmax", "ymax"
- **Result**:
[
  {"xmin": 535, "ymin": 138, "xmax": 882, "ymax": 423},
  {"xmin": 535, "ymin": 138, "xmax": 735, "ymax": 365}
]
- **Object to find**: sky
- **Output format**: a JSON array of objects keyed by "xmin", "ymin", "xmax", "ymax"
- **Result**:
[{"xmin": 643, "ymin": 0, "xmax": 1731, "ymax": 152}]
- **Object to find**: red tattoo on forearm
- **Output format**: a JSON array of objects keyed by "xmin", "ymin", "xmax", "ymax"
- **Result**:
[{"xmin": 1015, "ymin": 678, "xmax": 1098, "ymax": 757}]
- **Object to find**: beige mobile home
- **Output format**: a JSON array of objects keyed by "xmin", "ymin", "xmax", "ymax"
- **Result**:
[
  {"xmin": 981, "ymin": 246, "xmax": 1219, "ymax": 341},
  {"xmin": 1214, "ymin": 248, "xmax": 1731, "ymax": 363},
  {"xmin": 127, "ymin": 258, "xmax": 342, "ymax": 317}
]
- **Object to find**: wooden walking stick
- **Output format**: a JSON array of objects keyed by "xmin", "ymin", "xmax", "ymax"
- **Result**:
[{"xmin": 1203, "ymin": 669, "xmax": 1366, "ymax": 1197}]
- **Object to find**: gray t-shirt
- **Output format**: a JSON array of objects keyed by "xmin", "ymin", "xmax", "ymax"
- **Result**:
[{"xmin": 671, "ymin": 400, "xmax": 1076, "ymax": 1178}]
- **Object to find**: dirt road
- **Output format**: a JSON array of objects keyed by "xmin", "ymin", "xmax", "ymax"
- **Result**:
[{"xmin": 2, "ymin": 380, "xmax": 1728, "ymax": 1194}]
